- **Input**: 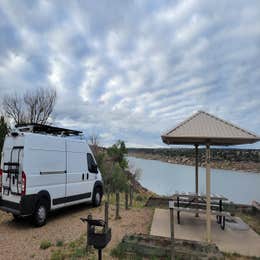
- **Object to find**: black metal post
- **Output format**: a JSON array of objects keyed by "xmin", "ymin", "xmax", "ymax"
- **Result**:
[
  {"xmin": 125, "ymin": 192, "xmax": 129, "ymax": 210},
  {"xmin": 115, "ymin": 192, "xmax": 120, "ymax": 219},
  {"xmin": 219, "ymin": 199, "xmax": 222, "ymax": 224},
  {"xmin": 129, "ymin": 185, "xmax": 133, "ymax": 207},
  {"xmin": 104, "ymin": 201, "xmax": 109, "ymax": 232},
  {"xmin": 86, "ymin": 214, "xmax": 92, "ymax": 251},
  {"xmin": 98, "ymin": 249, "xmax": 102, "ymax": 260}
]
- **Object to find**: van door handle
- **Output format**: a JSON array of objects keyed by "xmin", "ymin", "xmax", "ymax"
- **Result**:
[
  {"xmin": 82, "ymin": 173, "xmax": 84, "ymax": 181},
  {"xmin": 86, "ymin": 173, "xmax": 89, "ymax": 180}
]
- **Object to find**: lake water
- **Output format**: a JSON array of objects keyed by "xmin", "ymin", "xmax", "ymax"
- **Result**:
[{"xmin": 127, "ymin": 156, "xmax": 260, "ymax": 205}]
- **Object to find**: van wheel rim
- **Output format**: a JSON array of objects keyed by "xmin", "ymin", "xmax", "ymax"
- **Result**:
[
  {"xmin": 95, "ymin": 193, "xmax": 101, "ymax": 204},
  {"xmin": 38, "ymin": 206, "xmax": 46, "ymax": 222}
]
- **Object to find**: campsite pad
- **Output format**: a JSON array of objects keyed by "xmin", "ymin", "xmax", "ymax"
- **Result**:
[{"xmin": 151, "ymin": 208, "xmax": 260, "ymax": 257}]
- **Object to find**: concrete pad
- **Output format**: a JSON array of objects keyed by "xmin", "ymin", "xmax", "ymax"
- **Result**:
[
  {"xmin": 150, "ymin": 208, "xmax": 260, "ymax": 257},
  {"xmin": 226, "ymin": 217, "xmax": 250, "ymax": 231}
]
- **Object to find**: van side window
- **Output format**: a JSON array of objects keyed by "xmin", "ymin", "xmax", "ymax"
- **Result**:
[{"xmin": 87, "ymin": 153, "xmax": 98, "ymax": 173}]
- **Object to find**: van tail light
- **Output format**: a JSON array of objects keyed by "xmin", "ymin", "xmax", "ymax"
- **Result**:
[
  {"xmin": 21, "ymin": 171, "xmax": 26, "ymax": 196},
  {"xmin": 0, "ymin": 169, "xmax": 2, "ymax": 193}
]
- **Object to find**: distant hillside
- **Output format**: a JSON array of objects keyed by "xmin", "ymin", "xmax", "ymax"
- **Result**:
[
  {"xmin": 128, "ymin": 148, "xmax": 260, "ymax": 163},
  {"xmin": 127, "ymin": 148, "xmax": 260, "ymax": 173}
]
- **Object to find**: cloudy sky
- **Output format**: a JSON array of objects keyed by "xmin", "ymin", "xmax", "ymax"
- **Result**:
[{"xmin": 0, "ymin": 0, "xmax": 260, "ymax": 148}]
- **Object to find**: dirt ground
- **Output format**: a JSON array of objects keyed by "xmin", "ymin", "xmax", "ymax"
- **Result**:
[{"xmin": 0, "ymin": 203, "xmax": 154, "ymax": 260}]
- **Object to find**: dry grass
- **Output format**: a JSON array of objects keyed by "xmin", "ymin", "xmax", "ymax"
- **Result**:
[
  {"xmin": 0, "ymin": 193, "xmax": 154, "ymax": 260},
  {"xmin": 237, "ymin": 211, "xmax": 260, "ymax": 235},
  {"xmin": 224, "ymin": 252, "xmax": 260, "ymax": 260}
]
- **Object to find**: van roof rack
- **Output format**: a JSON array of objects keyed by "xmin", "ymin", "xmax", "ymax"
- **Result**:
[{"xmin": 15, "ymin": 123, "xmax": 82, "ymax": 136}]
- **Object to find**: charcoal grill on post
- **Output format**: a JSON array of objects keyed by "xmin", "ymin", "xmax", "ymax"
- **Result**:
[{"xmin": 81, "ymin": 214, "xmax": 111, "ymax": 260}]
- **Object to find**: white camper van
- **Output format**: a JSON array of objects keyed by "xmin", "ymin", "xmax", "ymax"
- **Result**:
[{"xmin": 0, "ymin": 124, "xmax": 103, "ymax": 226}]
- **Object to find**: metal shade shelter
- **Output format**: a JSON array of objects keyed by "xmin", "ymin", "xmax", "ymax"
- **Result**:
[{"xmin": 161, "ymin": 110, "xmax": 260, "ymax": 242}]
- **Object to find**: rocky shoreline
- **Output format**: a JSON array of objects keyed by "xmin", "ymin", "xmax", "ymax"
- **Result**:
[
  {"xmin": 126, "ymin": 170, "xmax": 155, "ymax": 196},
  {"xmin": 128, "ymin": 152, "xmax": 260, "ymax": 174}
]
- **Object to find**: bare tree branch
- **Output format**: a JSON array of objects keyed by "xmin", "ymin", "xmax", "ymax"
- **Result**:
[
  {"xmin": 2, "ymin": 94, "xmax": 25, "ymax": 124},
  {"xmin": 3, "ymin": 87, "xmax": 56, "ymax": 125},
  {"xmin": 89, "ymin": 133, "xmax": 100, "ymax": 156}
]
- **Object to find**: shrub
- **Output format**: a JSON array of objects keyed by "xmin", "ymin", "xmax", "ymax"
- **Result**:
[
  {"xmin": 69, "ymin": 241, "xmax": 76, "ymax": 248},
  {"xmin": 73, "ymin": 247, "xmax": 86, "ymax": 257},
  {"xmin": 51, "ymin": 250, "xmax": 64, "ymax": 260},
  {"xmin": 135, "ymin": 194, "xmax": 144, "ymax": 202},
  {"xmin": 110, "ymin": 242, "xmax": 127, "ymax": 258},
  {"xmin": 56, "ymin": 240, "xmax": 64, "ymax": 247},
  {"xmin": 40, "ymin": 240, "xmax": 52, "ymax": 249}
]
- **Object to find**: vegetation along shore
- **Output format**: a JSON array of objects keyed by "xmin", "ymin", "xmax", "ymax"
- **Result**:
[{"xmin": 128, "ymin": 148, "xmax": 260, "ymax": 174}]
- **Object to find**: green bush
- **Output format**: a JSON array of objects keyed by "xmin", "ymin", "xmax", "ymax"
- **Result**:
[
  {"xmin": 73, "ymin": 247, "xmax": 86, "ymax": 257},
  {"xmin": 56, "ymin": 240, "xmax": 64, "ymax": 247},
  {"xmin": 69, "ymin": 241, "xmax": 76, "ymax": 248},
  {"xmin": 40, "ymin": 240, "xmax": 52, "ymax": 249},
  {"xmin": 50, "ymin": 250, "xmax": 64, "ymax": 260},
  {"xmin": 135, "ymin": 194, "xmax": 144, "ymax": 202},
  {"xmin": 110, "ymin": 242, "xmax": 127, "ymax": 258}
]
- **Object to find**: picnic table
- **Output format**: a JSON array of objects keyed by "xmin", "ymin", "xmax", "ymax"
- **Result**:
[{"xmin": 170, "ymin": 192, "xmax": 230, "ymax": 230}]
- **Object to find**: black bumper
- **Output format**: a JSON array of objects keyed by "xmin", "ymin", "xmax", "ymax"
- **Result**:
[{"xmin": 0, "ymin": 195, "xmax": 37, "ymax": 216}]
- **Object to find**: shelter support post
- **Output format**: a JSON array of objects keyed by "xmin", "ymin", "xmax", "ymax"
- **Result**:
[
  {"xmin": 195, "ymin": 144, "xmax": 199, "ymax": 217},
  {"xmin": 195, "ymin": 144, "xmax": 199, "ymax": 195},
  {"xmin": 169, "ymin": 202, "xmax": 175, "ymax": 260},
  {"xmin": 206, "ymin": 144, "xmax": 211, "ymax": 242}
]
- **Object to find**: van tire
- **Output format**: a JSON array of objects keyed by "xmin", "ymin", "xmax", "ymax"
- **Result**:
[
  {"xmin": 33, "ymin": 199, "xmax": 49, "ymax": 227},
  {"xmin": 92, "ymin": 188, "xmax": 102, "ymax": 207},
  {"xmin": 12, "ymin": 213, "xmax": 20, "ymax": 221}
]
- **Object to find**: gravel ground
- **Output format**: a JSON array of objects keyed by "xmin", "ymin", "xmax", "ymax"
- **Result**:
[{"xmin": 0, "ymin": 203, "xmax": 153, "ymax": 260}]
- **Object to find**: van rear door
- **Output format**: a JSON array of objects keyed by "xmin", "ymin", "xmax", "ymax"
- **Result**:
[
  {"xmin": 1, "ymin": 137, "xmax": 24, "ymax": 204},
  {"xmin": 5, "ymin": 146, "xmax": 23, "ymax": 194}
]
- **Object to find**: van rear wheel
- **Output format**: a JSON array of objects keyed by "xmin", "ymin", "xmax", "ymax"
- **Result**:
[
  {"xmin": 33, "ymin": 199, "xmax": 48, "ymax": 227},
  {"xmin": 12, "ymin": 213, "xmax": 20, "ymax": 221},
  {"xmin": 92, "ymin": 188, "xmax": 102, "ymax": 207}
]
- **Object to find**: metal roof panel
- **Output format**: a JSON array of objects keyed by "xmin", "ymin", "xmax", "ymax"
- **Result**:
[{"xmin": 162, "ymin": 111, "xmax": 260, "ymax": 145}]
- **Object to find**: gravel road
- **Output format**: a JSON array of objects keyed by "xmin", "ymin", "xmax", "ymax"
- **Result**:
[{"xmin": 0, "ymin": 203, "xmax": 153, "ymax": 260}]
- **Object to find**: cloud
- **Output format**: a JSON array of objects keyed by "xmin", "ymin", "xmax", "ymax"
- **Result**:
[{"xmin": 0, "ymin": 0, "xmax": 260, "ymax": 148}]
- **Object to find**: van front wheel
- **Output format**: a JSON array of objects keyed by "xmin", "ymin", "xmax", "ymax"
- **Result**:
[
  {"xmin": 92, "ymin": 188, "xmax": 102, "ymax": 207},
  {"xmin": 33, "ymin": 200, "xmax": 48, "ymax": 227}
]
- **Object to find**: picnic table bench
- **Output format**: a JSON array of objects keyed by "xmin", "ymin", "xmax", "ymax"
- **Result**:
[
  {"xmin": 172, "ymin": 191, "xmax": 228, "ymax": 201},
  {"xmin": 252, "ymin": 201, "xmax": 260, "ymax": 210},
  {"xmin": 170, "ymin": 192, "xmax": 232, "ymax": 230}
]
